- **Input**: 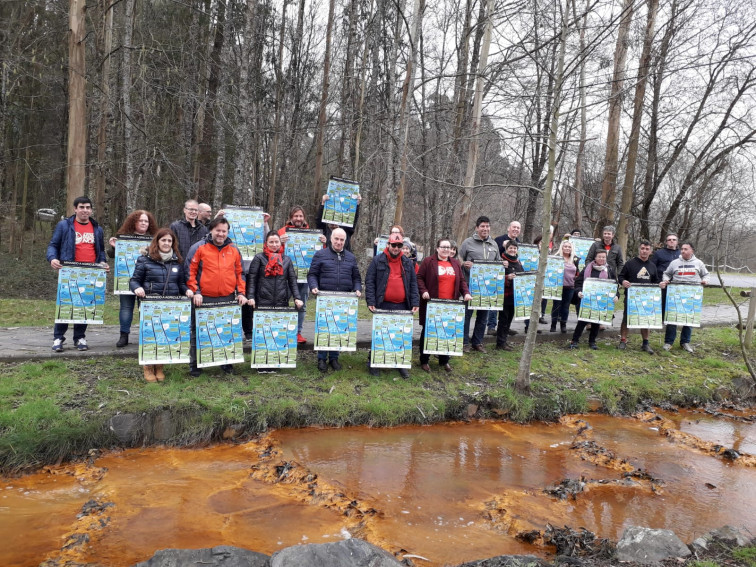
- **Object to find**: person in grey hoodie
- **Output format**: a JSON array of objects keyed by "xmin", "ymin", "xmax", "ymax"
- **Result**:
[{"xmin": 660, "ymin": 242, "xmax": 709, "ymax": 353}]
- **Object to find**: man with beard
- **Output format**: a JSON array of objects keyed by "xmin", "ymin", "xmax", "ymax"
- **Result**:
[{"xmin": 618, "ymin": 239, "xmax": 658, "ymax": 353}]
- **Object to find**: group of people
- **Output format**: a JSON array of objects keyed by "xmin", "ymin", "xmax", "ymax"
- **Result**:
[{"xmin": 47, "ymin": 196, "xmax": 710, "ymax": 383}]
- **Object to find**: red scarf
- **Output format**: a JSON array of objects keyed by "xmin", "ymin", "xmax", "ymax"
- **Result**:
[{"xmin": 264, "ymin": 243, "xmax": 284, "ymax": 277}]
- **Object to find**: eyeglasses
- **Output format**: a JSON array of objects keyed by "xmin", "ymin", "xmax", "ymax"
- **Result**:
[
  {"xmin": 185, "ymin": 208, "xmax": 198, "ymax": 212},
  {"xmin": 666, "ymin": 238, "xmax": 677, "ymax": 241},
  {"xmin": 389, "ymin": 243, "xmax": 403, "ymax": 248},
  {"xmin": 438, "ymin": 246, "xmax": 451, "ymax": 249}
]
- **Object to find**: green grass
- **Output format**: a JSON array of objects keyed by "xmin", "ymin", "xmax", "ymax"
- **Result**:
[
  {"xmin": 702, "ymin": 285, "xmax": 749, "ymax": 306},
  {"xmin": 733, "ymin": 547, "xmax": 756, "ymax": 567}
]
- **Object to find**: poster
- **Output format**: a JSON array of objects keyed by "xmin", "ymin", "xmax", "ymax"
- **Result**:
[
  {"xmin": 284, "ymin": 229, "xmax": 323, "ymax": 283},
  {"xmin": 664, "ymin": 283, "xmax": 703, "ymax": 328},
  {"xmin": 518, "ymin": 244, "xmax": 540, "ymax": 272},
  {"xmin": 251, "ymin": 308, "xmax": 298, "ymax": 368},
  {"xmin": 55, "ymin": 262, "xmax": 107, "ymax": 324},
  {"xmin": 322, "ymin": 177, "xmax": 360, "ymax": 227},
  {"xmin": 114, "ymin": 235, "xmax": 152, "ymax": 294},
  {"xmin": 543, "ymin": 255, "xmax": 564, "ymax": 300},
  {"xmin": 514, "ymin": 272, "xmax": 538, "ymax": 320},
  {"xmin": 195, "ymin": 301, "xmax": 245, "ymax": 368},
  {"xmin": 570, "ymin": 237, "xmax": 595, "ymax": 270},
  {"xmin": 374, "ymin": 234, "xmax": 389, "ymax": 256},
  {"xmin": 314, "ymin": 292, "xmax": 359, "ymax": 351},
  {"xmin": 370, "ymin": 310, "xmax": 413, "ymax": 368},
  {"xmin": 468, "ymin": 261, "xmax": 506, "ymax": 310},
  {"xmin": 423, "ymin": 300, "xmax": 465, "ymax": 356},
  {"xmin": 138, "ymin": 297, "xmax": 192, "ymax": 365},
  {"xmin": 625, "ymin": 284, "xmax": 663, "ymax": 329},
  {"xmin": 223, "ymin": 206, "xmax": 266, "ymax": 260},
  {"xmin": 578, "ymin": 278, "xmax": 618, "ymax": 325}
]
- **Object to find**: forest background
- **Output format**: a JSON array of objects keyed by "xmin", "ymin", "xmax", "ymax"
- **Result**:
[{"xmin": 1, "ymin": 0, "xmax": 755, "ymax": 268}]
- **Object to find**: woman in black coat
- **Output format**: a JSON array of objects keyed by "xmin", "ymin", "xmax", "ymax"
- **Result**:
[
  {"xmin": 246, "ymin": 232, "xmax": 303, "ymax": 309},
  {"xmin": 129, "ymin": 228, "xmax": 194, "ymax": 382}
]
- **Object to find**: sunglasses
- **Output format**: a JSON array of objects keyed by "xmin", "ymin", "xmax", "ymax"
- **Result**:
[{"xmin": 389, "ymin": 242, "xmax": 403, "ymax": 248}]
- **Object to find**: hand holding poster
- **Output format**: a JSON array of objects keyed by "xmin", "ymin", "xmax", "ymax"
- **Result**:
[
  {"xmin": 626, "ymin": 284, "xmax": 663, "ymax": 329},
  {"xmin": 469, "ymin": 261, "xmax": 506, "ymax": 310},
  {"xmin": 374, "ymin": 235, "xmax": 389, "ymax": 256},
  {"xmin": 370, "ymin": 310, "xmax": 413, "ymax": 368},
  {"xmin": 570, "ymin": 237, "xmax": 595, "ymax": 270},
  {"xmin": 322, "ymin": 177, "xmax": 360, "ymax": 227},
  {"xmin": 518, "ymin": 244, "xmax": 540, "ymax": 272},
  {"xmin": 139, "ymin": 297, "xmax": 192, "ymax": 365},
  {"xmin": 55, "ymin": 262, "xmax": 108, "ymax": 324},
  {"xmin": 195, "ymin": 301, "xmax": 245, "ymax": 368},
  {"xmin": 223, "ymin": 206, "xmax": 266, "ymax": 260},
  {"xmin": 543, "ymin": 256, "xmax": 564, "ymax": 300},
  {"xmin": 251, "ymin": 308, "xmax": 298, "ymax": 368},
  {"xmin": 314, "ymin": 292, "xmax": 359, "ymax": 351},
  {"xmin": 284, "ymin": 229, "xmax": 323, "ymax": 283},
  {"xmin": 578, "ymin": 277, "xmax": 618, "ymax": 325},
  {"xmin": 114, "ymin": 235, "xmax": 152, "ymax": 294},
  {"xmin": 664, "ymin": 283, "xmax": 703, "ymax": 327},
  {"xmin": 514, "ymin": 272, "xmax": 538, "ymax": 321},
  {"xmin": 424, "ymin": 300, "xmax": 465, "ymax": 357}
]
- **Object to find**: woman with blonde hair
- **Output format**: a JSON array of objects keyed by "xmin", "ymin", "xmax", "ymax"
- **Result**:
[{"xmin": 550, "ymin": 239, "xmax": 579, "ymax": 333}]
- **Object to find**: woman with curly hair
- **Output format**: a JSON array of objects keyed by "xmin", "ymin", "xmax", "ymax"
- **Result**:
[{"xmin": 108, "ymin": 210, "xmax": 159, "ymax": 347}]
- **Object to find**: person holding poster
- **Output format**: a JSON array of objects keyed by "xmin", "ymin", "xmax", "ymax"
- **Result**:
[
  {"xmin": 585, "ymin": 225, "xmax": 625, "ymax": 275},
  {"xmin": 418, "ymin": 238, "xmax": 472, "ymax": 373},
  {"xmin": 47, "ymin": 196, "xmax": 109, "ymax": 352},
  {"xmin": 365, "ymin": 233, "xmax": 420, "ymax": 378},
  {"xmin": 308, "ymin": 228, "xmax": 362, "ymax": 372},
  {"xmin": 569, "ymin": 249, "xmax": 618, "ymax": 350},
  {"xmin": 170, "ymin": 199, "xmax": 208, "ymax": 260},
  {"xmin": 617, "ymin": 239, "xmax": 659, "ymax": 353},
  {"xmin": 496, "ymin": 241, "xmax": 525, "ymax": 351},
  {"xmin": 187, "ymin": 217, "xmax": 247, "ymax": 376},
  {"xmin": 317, "ymin": 193, "xmax": 361, "ymax": 251},
  {"xmin": 489, "ymin": 220, "xmax": 522, "ymax": 335},
  {"xmin": 246, "ymin": 232, "xmax": 304, "ymax": 310},
  {"xmin": 651, "ymin": 233, "xmax": 680, "ymax": 320},
  {"xmin": 107, "ymin": 210, "xmax": 159, "ymax": 348},
  {"xmin": 130, "ymin": 228, "xmax": 194, "ymax": 382},
  {"xmin": 660, "ymin": 242, "xmax": 709, "ymax": 353},
  {"xmin": 550, "ymin": 240, "xmax": 579, "ymax": 333}
]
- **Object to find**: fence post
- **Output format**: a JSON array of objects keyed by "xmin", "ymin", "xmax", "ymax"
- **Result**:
[{"xmin": 746, "ymin": 287, "xmax": 756, "ymax": 349}]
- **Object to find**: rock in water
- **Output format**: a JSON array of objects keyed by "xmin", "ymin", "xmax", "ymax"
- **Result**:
[
  {"xmin": 133, "ymin": 545, "xmax": 270, "ymax": 566},
  {"xmin": 270, "ymin": 539, "xmax": 401, "ymax": 567},
  {"xmin": 615, "ymin": 526, "xmax": 690, "ymax": 563},
  {"xmin": 456, "ymin": 555, "xmax": 550, "ymax": 567}
]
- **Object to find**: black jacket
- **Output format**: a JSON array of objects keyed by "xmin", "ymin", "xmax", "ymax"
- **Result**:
[
  {"xmin": 129, "ymin": 254, "xmax": 188, "ymax": 297},
  {"xmin": 365, "ymin": 252, "xmax": 419, "ymax": 309},
  {"xmin": 245, "ymin": 252, "xmax": 301, "ymax": 307}
]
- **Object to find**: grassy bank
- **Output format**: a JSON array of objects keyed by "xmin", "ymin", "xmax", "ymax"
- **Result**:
[{"xmin": 1, "ymin": 327, "xmax": 752, "ymax": 474}]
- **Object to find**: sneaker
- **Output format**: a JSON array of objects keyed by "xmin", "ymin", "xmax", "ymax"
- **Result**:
[
  {"xmin": 317, "ymin": 359, "xmax": 328, "ymax": 372},
  {"xmin": 589, "ymin": 342, "xmax": 598, "ymax": 350},
  {"xmin": 471, "ymin": 344, "xmax": 486, "ymax": 353},
  {"xmin": 244, "ymin": 333, "xmax": 253, "ymax": 342},
  {"xmin": 330, "ymin": 359, "xmax": 342, "ymax": 371},
  {"xmin": 398, "ymin": 368, "xmax": 410, "ymax": 379},
  {"xmin": 618, "ymin": 340, "xmax": 627, "ymax": 350},
  {"xmin": 463, "ymin": 344, "xmax": 471, "ymax": 353},
  {"xmin": 74, "ymin": 338, "xmax": 88, "ymax": 351},
  {"xmin": 539, "ymin": 316, "xmax": 547, "ymax": 324},
  {"xmin": 508, "ymin": 329, "xmax": 518, "ymax": 336},
  {"xmin": 642, "ymin": 343, "xmax": 655, "ymax": 355},
  {"xmin": 486, "ymin": 327, "xmax": 497, "ymax": 336},
  {"xmin": 52, "ymin": 338, "xmax": 65, "ymax": 352},
  {"xmin": 421, "ymin": 363, "xmax": 431, "ymax": 373},
  {"xmin": 663, "ymin": 343, "xmax": 672, "ymax": 351},
  {"xmin": 681, "ymin": 343, "xmax": 694, "ymax": 353},
  {"xmin": 297, "ymin": 333, "xmax": 307, "ymax": 344},
  {"xmin": 568, "ymin": 341, "xmax": 578, "ymax": 350}
]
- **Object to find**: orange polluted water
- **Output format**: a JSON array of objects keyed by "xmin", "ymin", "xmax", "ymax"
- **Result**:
[{"xmin": 2, "ymin": 413, "xmax": 756, "ymax": 567}]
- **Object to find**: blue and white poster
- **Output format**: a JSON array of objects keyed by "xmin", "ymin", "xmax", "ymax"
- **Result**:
[
  {"xmin": 544, "ymin": 256, "xmax": 564, "ymax": 300},
  {"xmin": 223, "ymin": 206, "xmax": 266, "ymax": 260},
  {"xmin": 514, "ymin": 272, "xmax": 538, "ymax": 321},
  {"xmin": 374, "ymin": 234, "xmax": 389, "ymax": 256},
  {"xmin": 370, "ymin": 310, "xmax": 413, "ymax": 368},
  {"xmin": 322, "ymin": 177, "xmax": 360, "ymax": 227},
  {"xmin": 314, "ymin": 292, "xmax": 359, "ymax": 351},
  {"xmin": 664, "ymin": 283, "xmax": 703, "ymax": 328},
  {"xmin": 138, "ymin": 297, "xmax": 192, "ymax": 365},
  {"xmin": 284, "ymin": 229, "xmax": 323, "ymax": 283},
  {"xmin": 570, "ymin": 237, "xmax": 595, "ymax": 270},
  {"xmin": 518, "ymin": 244, "xmax": 540, "ymax": 272},
  {"xmin": 114, "ymin": 235, "xmax": 152, "ymax": 294},
  {"xmin": 578, "ymin": 278, "xmax": 618, "ymax": 325},
  {"xmin": 469, "ymin": 261, "xmax": 506, "ymax": 310},
  {"xmin": 251, "ymin": 308, "xmax": 298, "ymax": 368},
  {"xmin": 195, "ymin": 301, "xmax": 245, "ymax": 368},
  {"xmin": 55, "ymin": 262, "xmax": 107, "ymax": 324},
  {"xmin": 423, "ymin": 300, "xmax": 465, "ymax": 356},
  {"xmin": 626, "ymin": 284, "xmax": 663, "ymax": 329}
]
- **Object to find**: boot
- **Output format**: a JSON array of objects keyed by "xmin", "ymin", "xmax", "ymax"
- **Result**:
[
  {"xmin": 560, "ymin": 322, "xmax": 567, "ymax": 334},
  {"xmin": 154, "ymin": 365, "xmax": 165, "ymax": 382},
  {"xmin": 550, "ymin": 321, "xmax": 557, "ymax": 332},
  {"xmin": 143, "ymin": 365, "xmax": 157, "ymax": 382},
  {"xmin": 116, "ymin": 332, "xmax": 129, "ymax": 348}
]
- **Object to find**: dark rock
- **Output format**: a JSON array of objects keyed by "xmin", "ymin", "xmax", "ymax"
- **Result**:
[
  {"xmin": 270, "ymin": 539, "xmax": 401, "ymax": 567},
  {"xmin": 544, "ymin": 525, "xmax": 612, "ymax": 558},
  {"xmin": 615, "ymin": 526, "xmax": 690, "ymax": 563},
  {"xmin": 691, "ymin": 525, "xmax": 752, "ymax": 552},
  {"xmin": 133, "ymin": 545, "xmax": 270, "ymax": 566},
  {"xmin": 150, "ymin": 411, "xmax": 176, "ymax": 441},
  {"xmin": 109, "ymin": 413, "xmax": 146, "ymax": 444},
  {"xmin": 456, "ymin": 554, "xmax": 549, "ymax": 567}
]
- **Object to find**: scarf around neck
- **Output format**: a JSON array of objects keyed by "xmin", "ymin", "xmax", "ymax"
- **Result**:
[{"xmin": 263, "ymin": 243, "xmax": 284, "ymax": 277}]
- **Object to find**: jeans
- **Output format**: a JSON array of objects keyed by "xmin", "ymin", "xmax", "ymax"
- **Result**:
[
  {"xmin": 664, "ymin": 324, "xmax": 692, "ymax": 345},
  {"xmin": 53, "ymin": 323, "xmax": 87, "ymax": 342},
  {"xmin": 550, "ymin": 287, "xmax": 574, "ymax": 323},
  {"xmin": 572, "ymin": 319, "xmax": 600, "ymax": 344},
  {"xmin": 464, "ymin": 307, "xmax": 487, "ymax": 346},
  {"xmin": 297, "ymin": 283, "xmax": 309, "ymax": 334},
  {"xmin": 119, "ymin": 294, "xmax": 137, "ymax": 334},
  {"xmin": 317, "ymin": 350, "xmax": 339, "ymax": 361},
  {"xmin": 486, "ymin": 310, "xmax": 498, "ymax": 330}
]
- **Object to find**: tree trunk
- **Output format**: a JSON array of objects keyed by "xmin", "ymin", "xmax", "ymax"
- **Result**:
[
  {"xmin": 67, "ymin": 0, "xmax": 87, "ymax": 214},
  {"xmin": 94, "ymin": 0, "xmax": 114, "ymax": 221},
  {"xmin": 123, "ymin": 0, "xmax": 136, "ymax": 211},
  {"xmin": 267, "ymin": 0, "xmax": 288, "ymax": 212},
  {"xmin": 233, "ymin": 0, "xmax": 258, "ymax": 205},
  {"xmin": 572, "ymin": 0, "xmax": 588, "ymax": 232}
]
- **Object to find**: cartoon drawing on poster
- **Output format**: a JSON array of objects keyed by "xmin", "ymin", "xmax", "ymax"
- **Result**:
[
  {"xmin": 138, "ymin": 297, "xmax": 192, "ymax": 365},
  {"xmin": 423, "ymin": 300, "xmax": 465, "ymax": 356},
  {"xmin": 223, "ymin": 206, "xmax": 266, "ymax": 260},
  {"xmin": 322, "ymin": 177, "xmax": 360, "ymax": 227},
  {"xmin": 195, "ymin": 301, "xmax": 245, "ymax": 368},
  {"xmin": 578, "ymin": 278, "xmax": 618, "ymax": 325},
  {"xmin": 570, "ymin": 237, "xmax": 595, "ymax": 270},
  {"xmin": 370, "ymin": 310, "xmax": 413, "ymax": 368},
  {"xmin": 284, "ymin": 229, "xmax": 323, "ymax": 283},
  {"xmin": 468, "ymin": 261, "xmax": 506, "ymax": 310},
  {"xmin": 664, "ymin": 283, "xmax": 703, "ymax": 327},
  {"xmin": 518, "ymin": 244, "xmax": 540, "ymax": 272},
  {"xmin": 55, "ymin": 262, "xmax": 107, "ymax": 324},
  {"xmin": 114, "ymin": 235, "xmax": 152, "ymax": 294},
  {"xmin": 514, "ymin": 272, "xmax": 538, "ymax": 320},
  {"xmin": 251, "ymin": 308, "xmax": 298, "ymax": 368},
  {"xmin": 543, "ymin": 256, "xmax": 564, "ymax": 300},
  {"xmin": 626, "ymin": 284, "xmax": 663, "ymax": 329},
  {"xmin": 314, "ymin": 292, "xmax": 359, "ymax": 351}
]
